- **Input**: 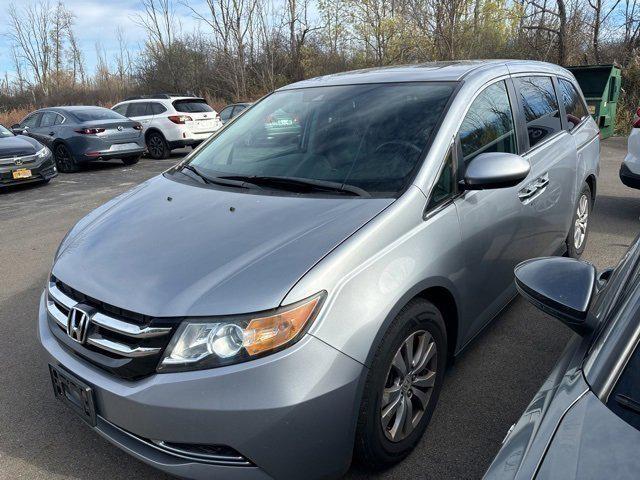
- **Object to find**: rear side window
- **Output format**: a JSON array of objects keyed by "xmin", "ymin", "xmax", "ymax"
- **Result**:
[
  {"xmin": 515, "ymin": 76, "xmax": 562, "ymax": 148},
  {"xmin": 151, "ymin": 103, "xmax": 167, "ymax": 115},
  {"xmin": 40, "ymin": 112, "xmax": 58, "ymax": 127},
  {"xmin": 127, "ymin": 103, "xmax": 151, "ymax": 117},
  {"xmin": 54, "ymin": 114, "xmax": 64, "ymax": 125},
  {"xmin": 459, "ymin": 81, "xmax": 517, "ymax": 162},
  {"xmin": 173, "ymin": 99, "xmax": 213, "ymax": 113},
  {"xmin": 559, "ymin": 78, "xmax": 589, "ymax": 130}
]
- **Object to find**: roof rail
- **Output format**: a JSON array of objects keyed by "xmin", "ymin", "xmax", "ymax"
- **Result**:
[{"xmin": 123, "ymin": 93, "xmax": 197, "ymax": 101}]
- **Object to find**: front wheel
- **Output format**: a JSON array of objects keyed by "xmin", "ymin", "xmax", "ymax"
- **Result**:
[
  {"xmin": 354, "ymin": 298, "xmax": 447, "ymax": 469},
  {"xmin": 566, "ymin": 184, "xmax": 592, "ymax": 258}
]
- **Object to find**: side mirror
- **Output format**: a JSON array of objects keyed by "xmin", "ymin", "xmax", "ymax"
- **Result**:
[
  {"xmin": 11, "ymin": 124, "xmax": 24, "ymax": 134},
  {"xmin": 463, "ymin": 152, "xmax": 530, "ymax": 190},
  {"xmin": 515, "ymin": 257, "xmax": 596, "ymax": 335}
]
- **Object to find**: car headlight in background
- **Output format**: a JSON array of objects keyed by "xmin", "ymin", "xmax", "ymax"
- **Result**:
[
  {"xmin": 36, "ymin": 146, "xmax": 50, "ymax": 158},
  {"xmin": 158, "ymin": 291, "xmax": 326, "ymax": 372}
]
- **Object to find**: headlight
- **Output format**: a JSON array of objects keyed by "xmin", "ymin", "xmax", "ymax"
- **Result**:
[
  {"xmin": 158, "ymin": 292, "xmax": 325, "ymax": 372},
  {"xmin": 36, "ymin": 146, "xmax": 50, "ymax": 158}
]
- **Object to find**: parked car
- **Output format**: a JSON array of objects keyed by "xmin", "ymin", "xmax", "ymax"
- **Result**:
[
  {"xmin": 620, "ymin": 107, "xmax": 640, "ymax": 189},
  {"xmin": 0, "ymin": 123, "xmax": 56, "ymax": 188},
  {"xmin": 485, "ymin": 234, "xmax": 640, "ymax": 480},
  {"xmin": 40, "ymin": 60, "xmax": 599, "ymax": 480},
  {"xmin": 112, "ymin": 94, "xmax": 223, "ymax": 159},
  {"xmin": 12, "ymin": 107, "xmax": 145, "ymax": 173},
  {"xmin": 219, "ymin": 102, "xmax": 252, "ymax": 124}
]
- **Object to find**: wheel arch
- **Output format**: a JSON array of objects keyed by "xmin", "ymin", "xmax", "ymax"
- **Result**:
[
  {"xmin": 585, "ymin": 173, "xmax": 597, "ymax": 206},
  {"xmin": 144, "ymin": 127, "xmax": 166, "ymax": 142},
  {"xmin": 362, "ymin": 279, "xmax": 461, "ymax": 369}
]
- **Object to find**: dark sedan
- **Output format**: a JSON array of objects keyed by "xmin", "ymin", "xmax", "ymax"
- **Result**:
[
  {"xmin": 0, "ymin": 124, "xmax": 56, "ymax": 188},
  {"xmin": 12, "ymin": 107, "xmax": 145, "ymax": 172},
  {"xmin": 485, "ymin": 235, "xmax": 640, "ymax": 480}
]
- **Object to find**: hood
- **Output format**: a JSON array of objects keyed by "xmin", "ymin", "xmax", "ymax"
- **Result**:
[
  {"xmin": 53, "ymin": 175, "xmax": 393, "ymax": 317},
  {"xmin": 0, "ymin": 135, "xmax": 40, "ymax": 157}
]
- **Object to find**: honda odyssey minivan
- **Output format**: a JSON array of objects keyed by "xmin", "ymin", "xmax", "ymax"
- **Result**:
[{"xmin": 40, "ymin": 60, "xmax": 600, "ymax": 480}]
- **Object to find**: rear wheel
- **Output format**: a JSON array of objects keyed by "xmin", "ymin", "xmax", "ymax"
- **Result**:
[
  {"xmin": 54, "ymin": 144, "xmax": 79, "ymax": 173},
  {"xmin": 122, "ymin": 155, "xmax": 141, "ymax": 166},
  {"xmin": 146, "ymin": 132, "xmax": 170, "ymax": 159},
  {"xmin": 566, "ymin": 183, "xmax": 592, "ymax": 258},
  {"xmin": 354, "ymin": 298, "xmax": 447, "ymax": 469}
]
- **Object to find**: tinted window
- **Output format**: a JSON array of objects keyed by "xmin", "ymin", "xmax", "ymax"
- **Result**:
[
  {"xmin": 515, "ymin": 76, "xmax": 562, "ymax": 148},
  {"xmin": 127, "ymin": 103, "xmax": 151, "ymax": 117},
  {"xmin": 40, "ymin": 111, "xmax": 58, "ymax": 127},
  {"xmin": 427, "ymin": 148, "xmax": 456, "ymax": 210},
  {"xmin": 73, "ymin": 108, "xmax": 126, "ymax": 122},
  {"xmin": 559, "ymin": 78, "xmax": 589, "ymax": 130},
  {"xmin": 112, "ymin": 104, "xmax": 128, "ymax": 116},
  {"xmin": 22, "ymin": 113, "xmax": 40, "ymax": 128},
  {"xmin": 459, "ymin": 81, "xmax": 517, "ymax": 161},
  {"xmin": 151, "ymin": 102, "xmax": 167, "ymax": 114},
  {"xmin": 220, "ymin": 106, "xmax": 233, "ymax": 121},
  {"xmin": 187, "ymin": 83, "xmax": 455, "ymax": 197},
  {"xmin": 173, "ymin": 99, "xmax": 214, "ymax": 113},
  {"xmin": 233, "ymin": 105, "xmax": 247, "ymax": 116},
  {"xmin": 54, "ymin": 114, "xmax": 64, "ymax": 125}
]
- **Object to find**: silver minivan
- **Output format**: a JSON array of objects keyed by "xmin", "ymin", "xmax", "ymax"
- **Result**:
[{"xmin": 40, "ymin": 60, "xmax": 599, "ymax": 480}]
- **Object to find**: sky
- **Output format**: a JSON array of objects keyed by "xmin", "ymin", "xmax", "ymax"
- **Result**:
[{"xmin": 0, "ymin": 0, "xmax": 208, "ymax": 79}]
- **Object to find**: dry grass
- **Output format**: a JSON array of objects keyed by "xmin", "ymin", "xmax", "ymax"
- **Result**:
[{"xmin": 0, "ymin": 107, "xmax": 34, "ymax": 128}]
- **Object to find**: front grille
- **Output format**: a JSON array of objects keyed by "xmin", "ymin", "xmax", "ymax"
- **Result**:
[
  {"xmin": 0, "ymin": 152, "xmax": 38, "ymax": 166},
  {"xmin": 47, "ymin": 277, "xmax": 179, "ymax": 379}
]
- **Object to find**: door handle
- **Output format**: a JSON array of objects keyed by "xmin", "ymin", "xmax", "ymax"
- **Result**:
[
  {"xmin": 49, "ymin": 132, "xmax": 55, "ymax": 136},
  {"xmin": 519, "ymin": 173, "xmax": 549, "ymax": 203}
]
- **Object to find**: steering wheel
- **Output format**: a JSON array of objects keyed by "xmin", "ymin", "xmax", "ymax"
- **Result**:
[{"xmin": 374, "ymin": 140, "xmax": 422, "ymax": 155}]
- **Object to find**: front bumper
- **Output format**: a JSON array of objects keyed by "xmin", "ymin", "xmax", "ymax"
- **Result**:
[
  {"xmin": 0, "ymin": 154, "xmax": 57, "ymax": 186},
  {"xmin": 38, "ymin": 293, "xmax": 364, "ymax": 480},
  {"xmin": 620, "ymin": 163, "xmax": 640, "ymax": 189}
]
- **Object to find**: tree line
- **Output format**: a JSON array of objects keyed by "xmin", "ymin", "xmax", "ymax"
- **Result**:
[{"xmin": 2, "ymin": 0, "xmax": 640, "ymax": 131}]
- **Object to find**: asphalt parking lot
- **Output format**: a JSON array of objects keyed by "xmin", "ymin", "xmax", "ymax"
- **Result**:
[{"xmin": 1, "ymin": 138, "xmax": 639, "ymax": 480}]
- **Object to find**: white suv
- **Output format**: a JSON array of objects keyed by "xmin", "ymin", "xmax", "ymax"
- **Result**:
[{"xmin": 112, "ymin": 95, "xmax": 223, "ymax": 159}]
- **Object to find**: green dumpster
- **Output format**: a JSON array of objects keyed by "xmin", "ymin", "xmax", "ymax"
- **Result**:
[{"xmin": 566, "ymin": 64, "xmax": 621, "ymax": 139}]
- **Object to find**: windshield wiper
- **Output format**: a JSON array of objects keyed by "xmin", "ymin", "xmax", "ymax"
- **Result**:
[
  {"xmin": 180, "ymin": 164, "xmax": 250, "ymax": 189},
  {"xmin": 217, "ymin": 175, "xmax": 370, "ymax": 197}
]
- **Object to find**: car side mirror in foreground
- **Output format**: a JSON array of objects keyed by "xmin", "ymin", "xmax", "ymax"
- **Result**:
[
  {"xmin": 11, "ymin": 124, "xmax": 23, "ymax": 134},
  {"xmin": 514, "ymin": 257, "xmax": 596, "ymax": 335},
  {"xmin": 463, "ymin": 152, "xmax": 530, "ymax": 190}
]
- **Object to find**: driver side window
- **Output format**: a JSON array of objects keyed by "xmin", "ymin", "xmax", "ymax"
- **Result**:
[
  {"xmin": 459, "ymin": 81, "xmax": 517, "ymax": 163},
  {"xmin": 21, "ymin": 113, "xmax": 40, "ymax": 128}
]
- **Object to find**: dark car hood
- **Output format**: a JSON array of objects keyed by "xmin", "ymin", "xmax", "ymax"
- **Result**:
[
  {"xmin": 0, "ymin": 135, "xmax": 40, "ymax": 157},
  {"xmin": 53, "ymin": 175, "xmax": 393, "ymax": 317}
]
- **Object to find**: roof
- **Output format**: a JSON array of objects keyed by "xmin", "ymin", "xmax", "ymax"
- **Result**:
[
  {"xmin": 40, "ymin": 106, "xmax": 110, "ymax": 112},
  {"xmin": 278, "ymin": 60, "xmax": 570, "ymax": 89}
]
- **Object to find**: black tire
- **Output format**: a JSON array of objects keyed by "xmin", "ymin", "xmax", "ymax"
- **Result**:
[
  {"xmin": 54, "ymin": 143, "xmax": 79, "ymax": 173},
  {"xmin": 354, "ymin": 298, "xmax": 447, "ymax": 469},
  {"xmin": 146, "ymin": 132, "xmax": 170, "ymax": 159},
  {"xmin": 122, "ymin": 155, "xmax": 141, "ymax": 166},
  {"xmin": 566, "ymin": 183, "xmax": 592, "ymax": 258}
]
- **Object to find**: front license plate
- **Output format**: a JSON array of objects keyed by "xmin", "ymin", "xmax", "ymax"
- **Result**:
[
  {"xmin": 12, "ymin": 168, "xmax": 32, "ymax": 179},
  {"xmin": 49, "ymin": 364, "xmax": 97, "ymax": 426}
]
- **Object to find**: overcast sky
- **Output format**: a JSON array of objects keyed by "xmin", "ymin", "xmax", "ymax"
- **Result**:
[{"xmin": 0, "ymin": 0, "xmax": 208, "ymax": 77}]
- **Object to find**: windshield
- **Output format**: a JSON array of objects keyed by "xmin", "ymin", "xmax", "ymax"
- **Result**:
[
  {"xmin": 186, "ymin": 82, "xmax": 455, "ymax": 197},
  {"xmin": 73, "ymin": 108, "xmax": 126, "ymax": 122},
  {"xmin": 0, "ymin": 125, "xmax": 13, "ymax": 137}
]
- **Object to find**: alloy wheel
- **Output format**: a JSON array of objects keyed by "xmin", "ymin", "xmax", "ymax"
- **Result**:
[
  {"xmin": 380, "ymin": 330, "xmax": 438, "ymax": 442},
  {"xmin": 574, "ymin": 193, "xmax": 589, "ymax": 250},
  {"xmin": 147, "ymin": 135, "xmax": 165, "ymax": 158}
]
